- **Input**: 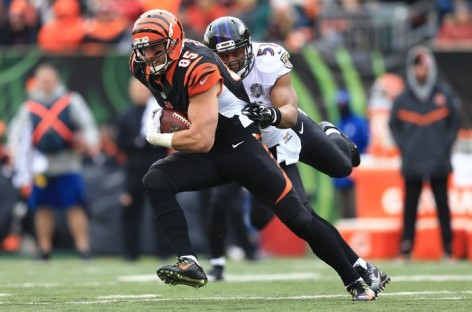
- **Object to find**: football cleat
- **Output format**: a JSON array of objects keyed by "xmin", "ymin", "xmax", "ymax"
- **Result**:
[
  {"xmin": 355, "ymin": 262, "xmax": 391, "ymax": 295},
  {"xmin": 319, "ymin": 121, "xmax": 361, "ymax": 167},
  {"xmin": 207, "ymin": 265, "xmax": 225, "ymax": 282},
  {"xmin": 346, "ymin": 279, "xmax": 376, "ymax": 301},
  {"xmin": 157, "ymin": 257, "xmax": 208, "ymax": 289}
]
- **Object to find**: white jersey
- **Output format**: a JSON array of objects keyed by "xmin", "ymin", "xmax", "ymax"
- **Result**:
[{"xmin": 242, "ymin": 42, "xmax": 301, "ymax": 164}]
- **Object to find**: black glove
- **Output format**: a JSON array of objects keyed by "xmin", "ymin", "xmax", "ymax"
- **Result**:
[{"xmin": 241, "ymin": 103, "xmax": 281, "ymax": 128}]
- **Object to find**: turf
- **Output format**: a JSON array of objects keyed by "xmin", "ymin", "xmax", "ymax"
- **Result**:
[{"xmin": 0, "ymin": 255, "xmax": 471, "ymax": 311}]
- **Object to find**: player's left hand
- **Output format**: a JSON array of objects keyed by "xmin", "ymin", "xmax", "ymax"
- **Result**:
[{"xmin": 241, "ymin": 103, "xmax": 280, "ymax": 128}]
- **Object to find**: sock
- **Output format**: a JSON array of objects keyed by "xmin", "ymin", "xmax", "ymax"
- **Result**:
[
  {"xmin": 325, "ymin": 128, "xmax": 341, "ymax": 136},
  {"xmin": 210, "ymin": 257, "xmax": 226, "ymax": 267},
  {"xmin": 353, "ymin": 258, "xmax": 367, "ymax": 269},
  {"xmin": 180, "ymin": 255, "xmax": 199, "ymax": 266},
  {"xmin": 346, "ymin": 277, "xmax": 364, "ymax": 289}
]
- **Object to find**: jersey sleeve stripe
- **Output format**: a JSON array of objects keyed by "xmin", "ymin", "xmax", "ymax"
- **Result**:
[
  {"xmin": 189, "ymin": 64, "xmax": 217, "ymax": 86},
  {"xmin": 183, "ymin": 55, "xmax": 204, "ymax": 87}
]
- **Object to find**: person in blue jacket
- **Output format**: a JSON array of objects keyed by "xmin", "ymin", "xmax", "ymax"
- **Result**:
[{"xmin": 333, "ymin": 89, "xmax": 370, "ymax": 219}]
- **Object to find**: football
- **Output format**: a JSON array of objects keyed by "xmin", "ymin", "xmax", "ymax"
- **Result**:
[{"xmin": 160, "ymin": 108, "xmax": 191, "ymax": 133}]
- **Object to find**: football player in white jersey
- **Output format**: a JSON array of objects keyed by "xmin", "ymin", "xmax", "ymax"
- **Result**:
[{"xmin": 203, "ymin": 16, "xmax": 390, "ymax": 295}]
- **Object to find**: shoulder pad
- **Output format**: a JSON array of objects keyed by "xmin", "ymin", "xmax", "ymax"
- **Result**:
[{"xmin": 253, "ymin": 42, "xmax": 292, "ymax": 74}]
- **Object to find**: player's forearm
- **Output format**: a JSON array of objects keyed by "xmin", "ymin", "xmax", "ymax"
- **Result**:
[
  {"xmin": 149, "ymin": 129, "xmax": 215, "ymax": 153},
  {"xmin": 277, "ymin": 104, "xmax": 298, "ymax": 128}
]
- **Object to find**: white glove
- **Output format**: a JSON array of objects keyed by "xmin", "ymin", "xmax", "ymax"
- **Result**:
[
  {"xmin": 145, "ymin": 106, "xmax": 174, "ymax": 148},
  {"xmin": 146, "ymin": 106, "xmax": 163, "ymax": 140}
]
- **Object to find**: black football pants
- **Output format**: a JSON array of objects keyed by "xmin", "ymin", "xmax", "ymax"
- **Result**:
[
  {"xmin": 143, "ymin": 133, "xmax": 360, "ymax": 286},
  {"xmin": 295, "ymin": 111, "xmax": 353, "ymax": 178}
]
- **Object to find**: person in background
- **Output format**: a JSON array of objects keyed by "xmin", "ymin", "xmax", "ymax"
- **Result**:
[
  {"xmin": 37, "ymin": 0, "xmax": 85, "ymax": 54},
  {"xmin": 115, "ymin": 77, "xmax": 171, "ymax": 261},
  {"xmin": 436, "ymin": 0, "xmax": 472, "ymax": 48},
  {"xmin": 0, "ymin": 0, "xmax": 40, "ymax": 46},
  {"xmin": 333, "ymin": 89, "xmax": 369, "ymax": 219},
  {"xmin": 389, "ymin": 45, "xmax": 461, "ymax": 261},
  {"xmin": 82, "ymin": 0, "xmax": 130, "ymax": 55},
  {"xmin": 7, "ymin": 62, "xmax": 100, "ymax": 260}
]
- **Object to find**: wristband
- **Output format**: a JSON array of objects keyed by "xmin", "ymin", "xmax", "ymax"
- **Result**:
[
  {"xmin": 271, "ymin": 107, "xmax": 282, "ymax": 126},
  {"xmin": 147, "ymin": 133, "xmax": 174, "ymax": 148}
]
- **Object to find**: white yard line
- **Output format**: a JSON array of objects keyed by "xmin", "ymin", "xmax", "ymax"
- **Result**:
[
  {"xmin": 68, "ymin": 291, "xmax": 472, "ymax": 304},
  {"xmin": 118, "ymin": 273, "xmax": 472, "ymax": 283}
]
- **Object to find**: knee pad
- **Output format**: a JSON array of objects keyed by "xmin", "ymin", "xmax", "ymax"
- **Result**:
[
  {"xmin": 142, "ymin": 163, "xmax": 170, "ymax": 191},
  {"xmin": 283, "ymin": 209, "xmax": 315, "ymax": 240},
  {"xmin": 250, "ymin": 206, "xmax": 274, "ymax": 230}
]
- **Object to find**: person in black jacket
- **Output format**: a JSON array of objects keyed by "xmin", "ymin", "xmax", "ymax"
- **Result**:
[
  {"xmin": 116, "ymin": 77, "xmax": 171, "ymax": 261},
  {"xmin": 389, "ymin": 45, "xmax": 462, "ymax": 260}
]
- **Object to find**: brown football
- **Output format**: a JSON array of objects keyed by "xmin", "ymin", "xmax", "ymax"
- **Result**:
[{"xmin": 160, "ymin": 108, "xmax": 191, "ymax": 133}]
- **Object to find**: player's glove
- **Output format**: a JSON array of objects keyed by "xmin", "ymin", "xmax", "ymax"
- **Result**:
[
  {"xmin": 145, "ymin": 107, "xmax": 174, "ymax": 148},
  {"xmin": 146, "ymin": 106, "xmax": 163, "ymax": 137},
  {"xmin": 241, "ymin": 103, "xmax": 282, "ymax": 129}
]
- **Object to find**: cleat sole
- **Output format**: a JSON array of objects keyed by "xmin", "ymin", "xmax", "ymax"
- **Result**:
[{"xmin": 157, "ymin": 269, "xmax": 207, "ymax": 289}]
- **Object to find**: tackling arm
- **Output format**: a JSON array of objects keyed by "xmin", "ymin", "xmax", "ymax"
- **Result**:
[{"xmin": 269, "ymin": 72, "xmax": 299, "ymax": 128}]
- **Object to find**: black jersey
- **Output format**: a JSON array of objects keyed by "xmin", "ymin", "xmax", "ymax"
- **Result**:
[{"xmin": 130, "ymin": 39, "xmax": 258, "ymax": 144}]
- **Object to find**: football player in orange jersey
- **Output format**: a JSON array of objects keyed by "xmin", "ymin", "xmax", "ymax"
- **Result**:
[{"xmin": 130, "ymin": 9, "xmax": 375, "ymax": 301}]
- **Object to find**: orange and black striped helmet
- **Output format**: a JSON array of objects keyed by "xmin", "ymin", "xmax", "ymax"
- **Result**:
[{"xmin": 131, "ymin": 9, "xmax": 184, "ymax": 75}]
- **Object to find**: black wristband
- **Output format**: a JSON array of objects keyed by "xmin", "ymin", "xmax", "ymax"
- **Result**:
[{"xmin": 271, "ymin": 107, "xmax": 282, "ymax": 126}]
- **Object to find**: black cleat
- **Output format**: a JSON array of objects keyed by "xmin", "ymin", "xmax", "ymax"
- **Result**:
[
  {"xmin": 346, "ymin": 279, "xmax": 376, "ymax": 301},
  {"xmin": 355, "ymin": 262, "xmax": 391, "ymax": 295},
  {"xmin": 319, "ymin": 121, "xmax": 360, "ymax": 167},
  {"xmin": 207, "ymin": 265, "xmax": 224, "ymax": 282},
  {"xmin": 157, "ymin": 257, "xmax": 208, "ymax": 289},
  {"xmin": 36, "ymin": 250, "xmax": 51, "ymax": 261}
]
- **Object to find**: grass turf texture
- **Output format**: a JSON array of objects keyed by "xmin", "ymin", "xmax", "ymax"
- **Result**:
[{"xmin": 0, "ymin": 255, "xmax": 471, "ymax": 311}]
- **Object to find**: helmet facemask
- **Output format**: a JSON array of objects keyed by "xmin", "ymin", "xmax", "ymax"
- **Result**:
[
  {"xmin": 216, "ymin": 42, "xmax": 254, "ymax": 79},
  {"xmin": 203, "ymin": 16, "xmax": 254, "ymax": 79},
  {"xmin": 133, "ymin": 37, "xmax": 177, "ymax": 75}
]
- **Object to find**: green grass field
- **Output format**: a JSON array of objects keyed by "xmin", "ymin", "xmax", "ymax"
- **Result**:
[{"xmin": 1, "ymin": 255, "xmax": 471, "ymax": 311}]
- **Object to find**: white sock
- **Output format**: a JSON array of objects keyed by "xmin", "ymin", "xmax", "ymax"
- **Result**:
[
  {"xmin": 180, "ymin": 255, "xmax": 199, "ymax": 266},
  {"xmin": 210, "ymin": 257, "xmax": 226, "ymax": 267},
  {"xmin": 353, "ymin": 258, "xmax": 367, "ymax": 269},
  {"xmin": 347, "ymin": 277, "xmax": 364, "ymax": 289},
  {"xmin": 325, "ymin": 128, "xmax": 341, "ymax": 136}
]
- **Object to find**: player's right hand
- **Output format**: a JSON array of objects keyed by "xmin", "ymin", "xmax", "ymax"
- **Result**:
[{"xmin": 146, "ymin": 106, "xmax": 163, "ymax": 141}]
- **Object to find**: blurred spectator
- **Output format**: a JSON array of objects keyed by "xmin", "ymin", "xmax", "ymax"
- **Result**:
[
  {"xmin": 0, "ymin": 0, "xmax": 40, "ymax": 46},
  {"xmin": 7, "ymin": 62, "xmax": 100, "ymax": 260},
  {"xmin": 389, "ymin": 46, "xmax": 462, "ymax": 261},
  {"xmin": 139, "ymin": 0, "xmax": 182, "ymax": 16},
  {"xmin": 318, "ymin": 0, "xmax": 372, "ymax": 51},
  {"xmin": 333, "ymin": 89, "xmax": 369, "ymax": 219},
  {"xmin": 283, "ymin": 0, "xmax": 319, "ymax": 51},
  {"xmin": 266, "ymin": 1, "xmax": 297, "ymax": 46},
  {"xmin": 115, "ymin": 77, "xmax": 171, "ymax": 261},
  {"xmin": 82, "ymin": 0, "xmax": 130, "ymax": 54},
  {"xmin": 111, "ymin": 0, "xmax": 143, "ymax": 22},
  {"xmin": 38, "ymin": 0, "xmax": 85, "ymax": 54},
  {"xmin": 437, "ymin": 0, "xmax": 456, "ymax": 27},
  {"xmin": 180, "ymin": 0, "xmax": 229, "ymax": 40},
  {"xmin": 436, "ymin": 0, "xmax": 472, "ymax": 47}
]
